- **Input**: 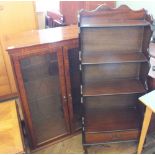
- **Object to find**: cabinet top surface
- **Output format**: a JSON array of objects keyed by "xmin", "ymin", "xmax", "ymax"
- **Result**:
[
  {"xmin": 0, "ymin": 100, "xmax": 24, "ymax": 153},
  {"xmin": 5, "ymin": 25, "xmax": 78, "ymax": 51}
]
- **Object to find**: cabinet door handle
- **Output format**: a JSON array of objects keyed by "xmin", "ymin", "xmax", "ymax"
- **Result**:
[
  {"xmin": 68, "ymin": 94, "xmax": 72, "ymax": 99},
  {"xmin": 63, "ymin": 96, "xmax": 67, "ymax": 103}
]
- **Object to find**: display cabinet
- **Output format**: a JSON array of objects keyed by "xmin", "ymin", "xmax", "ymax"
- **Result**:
[
  {"xmin": 6, "ymin": 25, "xmax": 80, "ymax": 151},
  {"xmin": 78, "ymin": 5, "xmax": 152, "ymax": 152},
  {"xmin": 7, "ymin": 46, "xmax": 71, "ymax": 149}
]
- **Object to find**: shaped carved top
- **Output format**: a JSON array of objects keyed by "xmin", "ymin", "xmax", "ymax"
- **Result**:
[{"xmin": 78, "ymin": 4, "xmax": 152, "ymax": 22}]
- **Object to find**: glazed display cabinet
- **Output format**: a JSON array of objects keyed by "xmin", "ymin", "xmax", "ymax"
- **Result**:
[
  {"xmin": 6, "ymin": 28, "xmax": 81, "ymax": 150},
  {"xmin": 9, "ymin": 47, "xmax": 71, "ymax": 148}
]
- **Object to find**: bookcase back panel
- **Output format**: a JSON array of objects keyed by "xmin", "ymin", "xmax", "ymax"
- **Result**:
[
  {"xmin": 81, "ymin": 27, "xmax": 144, "ymax": 53},
  {"xmin": 84, "ymin": 94, "xmax": 139, "ymax": 110},
  {"xmin": 82, "ymin": 62, "xmax": 140, "ymax": 84},
  {"xmin": 84, "ymin": 107, "xmax": 140, "ymax": 132}
]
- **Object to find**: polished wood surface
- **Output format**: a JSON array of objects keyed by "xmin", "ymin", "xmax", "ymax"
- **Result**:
[
  {"xmin": 6, "ymin": 25, "xmax": 78, "ymax": 51},
  {"xmin": 0, "ymin": 100, "xmax": 24, "ymax": 153}
]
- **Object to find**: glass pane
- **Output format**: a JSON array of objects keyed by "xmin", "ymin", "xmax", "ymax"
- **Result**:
[{"xmin": 20, "ymin": 52, "xmax": 68, "ymax": 144}]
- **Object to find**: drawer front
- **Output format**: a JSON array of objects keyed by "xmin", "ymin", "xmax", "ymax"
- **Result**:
[{"xmin": 85, "ymin": 130, "xmax": 140, "ymax": 144}]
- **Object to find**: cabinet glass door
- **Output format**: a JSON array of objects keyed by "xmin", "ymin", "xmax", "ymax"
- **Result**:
[{"xmin": 20, "ymin": 51, "xmax": 69, "ymax": 145}]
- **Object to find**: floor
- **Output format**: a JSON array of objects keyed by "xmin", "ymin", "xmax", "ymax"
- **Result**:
[{"xmin": 34, "ymin": 134, "xmax": 137, "ymax": 154}]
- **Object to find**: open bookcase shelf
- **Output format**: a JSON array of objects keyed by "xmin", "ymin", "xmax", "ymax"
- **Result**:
[
  {"xmin": 80, "ymin": 20, "xmax": 150, "ymax": 28},
  {"xmin": 83, "ymin": 79, "xmax": 146, "ymax": 96},
  {"xmin": 79, "ymin": 4, "xmax": 152, "ymax": 152},
  {"xmin": 82, "ymin": 52, "xmax": 147, "ymax": 65},
  {"xmin": 85, "ymin": 108, "xmax": 140, "ymax": 133}
]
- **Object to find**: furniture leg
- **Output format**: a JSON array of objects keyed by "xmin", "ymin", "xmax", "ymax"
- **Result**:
[
  {"xmin": 83, "ymin": 146, "xmax": 88, "ymax": 154},
  {"xmin": 137, "ymin": 107, "xmax": 152, "ymax": 154}
]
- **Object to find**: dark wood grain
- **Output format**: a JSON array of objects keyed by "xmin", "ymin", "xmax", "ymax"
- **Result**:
[
  {"xmin": 85, "ymin": 130, "xmax": 139, "ymax": 144},
  {"xmin": 84, "ymin": 108, "xmax": 140, "ymax": 132},
  {"xmin": 79, "ymin": 5, "xmax": 148, "ymax": 20},
  {"xmin": 63, "ymin": 46, "xmax": 82, "ymax": 132}
]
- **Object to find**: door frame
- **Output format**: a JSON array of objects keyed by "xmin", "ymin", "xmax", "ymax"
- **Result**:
[{"xmin": 11, "ymin": 46, "xmax": 71, "ymax": 149}]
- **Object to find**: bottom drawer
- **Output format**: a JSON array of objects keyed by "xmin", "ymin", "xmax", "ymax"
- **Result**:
[{"xmin": 85, "ymin": 129, "xmax": 140, "ymax": 144}]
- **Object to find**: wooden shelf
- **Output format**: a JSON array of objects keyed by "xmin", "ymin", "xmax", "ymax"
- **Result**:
[
  {"xmin": 84, "ymin": 108, "xmax": 140, "ymax": 133},
  {"xmin": 80, "ymin": 20, "xmax": 150, "ymax": 28},
  {"xmin": 82, "ymin": 52, "xmax": 147, "ymax": 64},
  {"xmin": 83, "ymin": 79, "xmax": 146, "ymax": 96}
]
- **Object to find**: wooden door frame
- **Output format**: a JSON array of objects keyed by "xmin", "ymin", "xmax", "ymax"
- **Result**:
[
  {"xmin": 11, "ymin": 46, "xmax": 71, "ymax": 149},
  {"xmin": 63, "ymin": 41, "xmax": 79, "ymax": 132}
]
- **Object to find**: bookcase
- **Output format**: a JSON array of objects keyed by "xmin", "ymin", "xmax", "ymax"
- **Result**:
[{"xmin": 78, "ymin": 5, "xmax": 152, "ymax": 152}]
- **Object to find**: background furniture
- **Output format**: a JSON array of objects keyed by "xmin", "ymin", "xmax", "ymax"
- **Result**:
[
  {"xmin": 0, "ymin": 1, "xmax": 37, "ymax": 99},
  {"xmin": 137, "ymin": 90, "xmax": 155, "ymax": 153},
  {"xmin": 46, "ymin": 11, "xmax": 66, "ymax": 28},
  {"xmin": 60, "ymin": 1, "xmax": 115, "ymax": 25},
  {"xmin": 78, "ymin": 5, "xmax": 152, "ymax": 152},
  {"xmin": 0, "ymin": 100, "xmax": 25, "ymax": 153}
]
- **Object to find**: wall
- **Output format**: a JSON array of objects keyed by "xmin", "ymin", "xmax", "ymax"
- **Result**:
[
  {"xmin": 36, "ymin": 11, "xmax": 46, "ymax": 29},
  {"xmin": 117, "ymin": 1, "xmax": 155, "ymax": 17},
  {"xmin": 35, "ymin": 0, "xmax": 60, "ymax": 29}
]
